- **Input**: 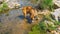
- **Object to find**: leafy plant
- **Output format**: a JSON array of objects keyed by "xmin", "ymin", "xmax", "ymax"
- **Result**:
[
  {"xmin": 29, "ymin": 13, "xmax": 60, "ymax": 34},
  {"xmin": 29, "ymin": 24, "xmax": 47, "ymax": 34},
  {"xmin": 0, "ymin": 2, "xmax": 9, "ymax": 14},
  {"xmin": 29, "ymin": 20, "xmax": 58, "ymax": 34},
  {"xmin": 29, "ymin": 21, "xmax": 48, "ymax": 34},
  {"xmin": 40, "ymin": 0, "xmax": 53, "ymax": 10}
]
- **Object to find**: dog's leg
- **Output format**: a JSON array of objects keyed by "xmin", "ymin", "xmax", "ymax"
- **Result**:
[
  {"xmin": 30, "ymin": 9, "xmax": 35, "ymax": 20},
  {"xmin": 22, "ymin": 9, "xmax": 27, "ymax": 18},
  {"xmin": 24, "ymin": 12, "xmax": 26, "ymax": 18},
  {"xmin": 30, "ymin": 13, "xmax": 35, "ymax": 22},
  {"xmin": 31, "ymin": 15, "xmax": 34, "ymax": 22},
  {"xmin": 30, "ymin": 15, "xmax": 34, "ymax": 20}
]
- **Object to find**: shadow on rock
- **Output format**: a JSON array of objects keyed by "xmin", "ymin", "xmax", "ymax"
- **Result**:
[{"xmin": 18, "ymin": 15, "xmax": 32, "ymax": 23}]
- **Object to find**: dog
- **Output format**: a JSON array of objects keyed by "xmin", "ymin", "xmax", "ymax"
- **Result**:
[{"xmin": 21, "ymin": 6, "xmax": 39, "ymax": 22}]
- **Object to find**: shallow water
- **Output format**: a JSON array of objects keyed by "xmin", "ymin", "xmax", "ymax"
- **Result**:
[
  {"xmin": 0, "ymin": 0, "xmax": 43, "ymax": 34},
  {"xmin": 0, "ymin": 0, "xmax": 35, "ymax": 34},
  {"xmin": 0, "ymin": 0, "xmax": 32, "ymax": 22}
]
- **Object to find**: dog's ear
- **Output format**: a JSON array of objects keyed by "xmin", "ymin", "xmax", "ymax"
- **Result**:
[{"xmin": 27, "ymin": 6, "xmax": 32, "ymax": 9}]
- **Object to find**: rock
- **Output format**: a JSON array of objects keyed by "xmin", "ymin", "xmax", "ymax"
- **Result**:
[
  {"xmin": 57, "ymin": 26, "xmax": 60, "ymax": 33},
  {"xmin": 5, "ymin": 0, "xmax": 21, "ymax": 9},
  {"xmin": 44, "ymin": 20, "xmax": 55, "ymax": 27},
  {"xmin": 53, "ymin": 0, "xmax": 60, "ymax": 7},
  {"xmin": 14, "ymin": 3, "xmax": 20, "ymax": 9},
  {"xmin": 38, "ymin": 9, "xmax": 51, "ymax": 16},
  {"xmin": 0, "ymin": 0, "xmax": 21, "ymax": 9},
  {"xmin": 0, "ymin": 0, "xmax": 9, "ymax": 4},
  {"xmin": 51, "ymin": 8, "xmax": 60, "ymax": 21},
  {"xmin": 0, "ymin": 0, "xmax": 3, "ymax": 4},
  {"xmin": 51, "ymin": 30, "xmax": 59, "ymax": 34}
]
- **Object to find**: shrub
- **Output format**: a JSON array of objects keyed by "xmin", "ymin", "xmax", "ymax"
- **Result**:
[
  {"xmin": 0, "ymin": 2, "xmax": 9, "ymax": 14},
  {"xmin": 30, "ymin": 0, "xmax": 54, "ymax": 11},
  {"xmin": 28, "ymin": 20, "xmax": 58, "ymax": 34},
  {"xmin": 29, "ymin": 13, "xmax": 60, "ymax": 34},
  {"xmin": 40, "ymin": 0, "xmax": 53, "ymax": 10}
]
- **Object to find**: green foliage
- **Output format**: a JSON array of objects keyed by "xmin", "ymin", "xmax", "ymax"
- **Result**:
[
  {"xmin": 29, "ymin": 21, "xmax": 47, "ymax": 34},
  {"xmin": 39, "ymin": 20, "xmax": 57, "ymax": 31},
  {"xmin": 39, "ymin": 21, "xmax": 47, "ymax": 31},
  {"xmin": 29, "ymin": 24, "xmax": 47, "ymax": 34},
  {"xmin": 29, "ymin": 21, "xmax": 58, "ymax": 34},
  {"xmin": 0, "ymin": 2, "xmax": 9, "ymax": 14},
  {"xmin": 40, "ymin": 0, "xmax": 53, "ymax": 11},
  {"xmin": 54, "ymin": 21, "xmax": 60, "ymax": 26},
  {"xmin": 29, "ymin": 13, "xmax": 60, "ymax": 34}
]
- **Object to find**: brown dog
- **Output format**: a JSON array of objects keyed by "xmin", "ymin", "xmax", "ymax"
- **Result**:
[{"xmin": 22, "ymin": 6, "xmax": 38, "ymax": 21}]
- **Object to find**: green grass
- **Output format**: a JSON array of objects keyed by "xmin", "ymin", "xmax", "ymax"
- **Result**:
[
  {"xmin": 29, "ymin": 13, "xmax": 60, "ymax": 34},
  {"xmin": 40, "ymin": 0, "xmax": 53, "ymax": 10},
  {"xmin": 30, "ymin": 0, "xmax": 54, "ymax": 11},
  {"xmin": 28, "ymin": 21, "xmax": 59, "ymax": 34}
]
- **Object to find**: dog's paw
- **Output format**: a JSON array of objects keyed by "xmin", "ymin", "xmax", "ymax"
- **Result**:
[{"xmin": 32, "ymin": 20, "xmax": 35, "ymax": 23}]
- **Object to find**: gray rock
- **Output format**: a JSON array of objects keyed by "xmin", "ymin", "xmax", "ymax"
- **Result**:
[
  {"xmin": 51, "ymin": 8, "xmax": 60, "ymax": 21},
  {"xmin": 5, "ymin": 0, "xmax": 21, "ymax": 9},
  {"xmin": 53, "ymin": 0, "xmax": 60, "ymax": 7}
]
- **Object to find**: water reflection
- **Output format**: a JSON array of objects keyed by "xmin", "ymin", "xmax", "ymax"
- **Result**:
[
  {"xmin": 18, "ymin": 15, "xmax": 32, "ymax": 23},
  {"xmin": 18, "ymin": 15, "xmax": 24, "ymax": 20}
]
